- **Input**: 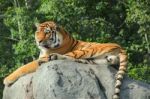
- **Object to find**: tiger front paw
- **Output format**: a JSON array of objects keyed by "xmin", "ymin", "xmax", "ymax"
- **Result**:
[
  {"xmin": 38, "ymin": 53, "xmax": 64, "ymax": 65},
  {"xmin": 49, "ymin": 53, "xmax": 59, "ymax": 60},
  {"xmin": 49, "ymin": 53, "xmax": 70, "ymax": 60},
  {"xmin": 3, "ymin": 76, "xmax": 16, "ymax": 86},
  {"xmin": 38, "ymin": 53, "xmax": 60, "ymax": 62},
  {"xmin": 38, "ymin": 53, "xmax": 74, "ymax": 65}
]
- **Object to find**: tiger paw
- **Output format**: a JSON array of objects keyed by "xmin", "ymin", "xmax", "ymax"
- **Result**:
[
  {"xmin": 3, "ymin": 77, "xmax": 15, "ymax": 86},
  {"xmin": 105, "ymin": 55, "xmax": 119, "ymax": 65},
  {"xmin": 38, "ymin": 54, "xmax": 67, "ymax": 65},
  {"xmin": 49, "ymin": 53, "xmax": 72, "ymax": 61},
  {"xmin": 38, "ymin": 57, "xmax": 50, "ymax": 65},
  {"xmin": 49, "ymin": 53, "xmax": 59, "ymax": 60}
]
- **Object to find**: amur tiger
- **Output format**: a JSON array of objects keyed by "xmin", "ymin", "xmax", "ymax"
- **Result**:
[{"xmin": 4, "ymin": 21, "xmax": 127, "ymax": 99}]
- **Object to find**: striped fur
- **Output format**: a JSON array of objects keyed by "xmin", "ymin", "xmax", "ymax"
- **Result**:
[{"xmin": 4, "ymin": 21, "xmax": 127, "ymax": 99}]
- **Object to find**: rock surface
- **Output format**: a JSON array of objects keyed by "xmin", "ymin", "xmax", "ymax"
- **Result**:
[{"xmin": 3, "ymin": 60, "xmax": 150, "ymax": 99}]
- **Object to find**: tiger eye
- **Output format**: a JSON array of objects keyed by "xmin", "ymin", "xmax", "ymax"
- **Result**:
[{"xmin": 44, "ymin": 28, "xmax": 51, "ymax": 34}]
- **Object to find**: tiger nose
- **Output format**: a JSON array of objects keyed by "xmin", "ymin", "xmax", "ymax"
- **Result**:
[
  {"xmin": 38, "ymin": 40, "xmax": 45, "ymax": 46},
  {"xmin": 39, "ymin": 40, "xmax": 43, "ymax": 43}
]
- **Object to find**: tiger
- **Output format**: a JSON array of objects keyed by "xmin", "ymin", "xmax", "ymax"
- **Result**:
[{"xmin": 4, "ymin": 21, "xmax": 127, "ymax": 99}]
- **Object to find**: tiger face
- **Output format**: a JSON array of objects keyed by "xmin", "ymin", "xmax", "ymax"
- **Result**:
[{"xmin": 35, "ymin": 21, "xmax": 63, "ymax": 50}]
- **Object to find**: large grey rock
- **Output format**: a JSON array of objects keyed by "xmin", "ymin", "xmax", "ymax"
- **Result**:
[{"xmin": 3, "ymin": 60, "xmax": 150, "ymax": 99}]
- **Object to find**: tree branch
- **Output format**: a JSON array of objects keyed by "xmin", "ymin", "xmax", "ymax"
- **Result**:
[{"xmin": 0, "ymin": 35, "xmax": 19, "ymax": 42}]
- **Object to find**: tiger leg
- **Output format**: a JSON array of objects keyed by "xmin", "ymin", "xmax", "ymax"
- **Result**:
[
  {"xmin": 3, "ymin": 53, "xmax": 79, "ymax": 86},
  {"xmin": 3, "ymin": 60, "xmax": 39, "ymax": 86},
  {"xmin": 3, "ymin": 56, "xmax": 50, "ymax": 86},
  {"xmin": 48, "ymin": 53, "xmax": 75, "ymax": 60}
]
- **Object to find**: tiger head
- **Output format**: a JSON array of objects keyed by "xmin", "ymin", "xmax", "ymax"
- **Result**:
[{"xmin": 35, "ymin": 21, "xmax": 67, "ymax": 51}]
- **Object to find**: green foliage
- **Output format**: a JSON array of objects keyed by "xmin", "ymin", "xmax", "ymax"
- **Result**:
[
  {"xmin": 125, "ymin": 0, "xmax": 150, "ymax": 83},
  {"xmin": 0, "ymin": 0, "xmax": 149, "ymax": 98}
]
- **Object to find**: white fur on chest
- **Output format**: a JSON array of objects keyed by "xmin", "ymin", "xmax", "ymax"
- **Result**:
[{"xmin": 38, "ymin": 47, "xmax": 49, "ymax": 58}]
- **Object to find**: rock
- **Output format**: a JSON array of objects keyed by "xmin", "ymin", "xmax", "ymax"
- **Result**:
[{"xmin": 3, "ymin": 60, "xmax": 150, "ymax": 99}]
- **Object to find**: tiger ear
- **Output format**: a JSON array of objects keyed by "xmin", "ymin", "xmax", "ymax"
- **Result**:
[{"xmin": 35, "ymin": 22, "xmax": 40, "ymax": 28}]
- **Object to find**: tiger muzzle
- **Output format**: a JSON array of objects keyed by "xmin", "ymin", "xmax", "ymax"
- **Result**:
[{"xmin": 39, "ymin": 41, "xmax": 50, "ymax": 49}]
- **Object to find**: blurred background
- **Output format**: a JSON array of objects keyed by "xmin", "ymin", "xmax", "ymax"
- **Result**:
[{"xmin": 0, "ymin": 0, "xmax": 149, "ymax": 98}]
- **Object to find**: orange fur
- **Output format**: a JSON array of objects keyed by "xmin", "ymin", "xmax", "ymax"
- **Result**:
[{"xmin": 4, "ymin": 60, "xmax": 39, "ymax": 85}]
